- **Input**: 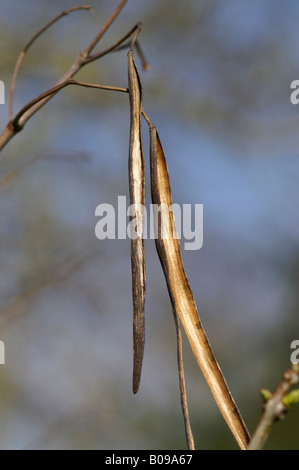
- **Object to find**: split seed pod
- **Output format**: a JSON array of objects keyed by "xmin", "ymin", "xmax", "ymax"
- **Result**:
[
  {"xmin": 148, "ymin": 124, "xmax": 250, "ymax": 450},
  {"xmin": 128, "ymin": 48, "xmax": 146, "ymax": 394}
]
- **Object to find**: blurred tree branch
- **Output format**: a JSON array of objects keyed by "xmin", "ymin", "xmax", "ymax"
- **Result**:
[
  {"xmin": 0, "ymin": 255, "xmax": 85, "ymax": 327},
  {"xmin": 248, "ymin": 365, "xmax": 299, "ymax": 450}
]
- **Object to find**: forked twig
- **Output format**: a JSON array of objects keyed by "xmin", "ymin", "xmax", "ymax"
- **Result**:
[
  {"xmin": 9, "ymin": 5, "xmax": 93, "ymax": 121},
  {"xmin": 83, "ymin": 0, "xmax": 129, "ymax": 57},
  {"xmin": 84, "ymin": 24, "xmax": 149, "ymax": 66},
  {"xmin": 0, "ymin": 0, "xmax": 134, "ymax": 151}
]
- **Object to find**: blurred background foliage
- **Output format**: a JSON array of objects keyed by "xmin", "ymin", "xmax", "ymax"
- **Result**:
[{"xmin": 0, "ymin": 0, "xmax": 299, "ymax": 450}]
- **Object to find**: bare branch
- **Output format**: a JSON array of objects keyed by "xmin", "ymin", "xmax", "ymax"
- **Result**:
[
  {"xmin": 83, "ymin": 0, "xmax": 129, "ymax": 57},
  {"xmin": 106, "ymin": 39, "xmax": 150, "ymax": 71},
  {"xmin": 9, "ymin": 5, "xmax": 92, "ymax": 120},
  {"xmin": 0, "ymin": 1, "xmax": 139, "ymax": 152},
  {"xmin": 0, "ymin": 79, "xmax": 128, "ymax": 151},
  {"xmin": 12, "ymin": 79, "xmax": 128, "ymax": 126},
  {"xmin": 0, "ymin": 123, "xmax": 15, "ymax": 152},
  {"xmin": 84, "ymin": 23, "xmax": 140, "ymax": 64}
]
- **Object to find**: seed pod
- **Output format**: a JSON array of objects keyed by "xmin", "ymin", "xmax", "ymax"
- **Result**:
[
  {"xmin": 128, "ymin": 49, "xmax": 146, "ymax": 394},
  {"xmin": 149, "ymin": 124, "xmax": 250, "ymax": 450}
]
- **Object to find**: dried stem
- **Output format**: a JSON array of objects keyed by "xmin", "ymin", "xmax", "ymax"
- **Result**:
[
  {"xmin": 174, "ymin": 314, "xmax": 195, "ymax": 450},
  {"xmin": 130, "ymin": 23, "xmax": 142, "ymax": 52},
  {"xmin": 84, "ymin": 24, "xmax": 141, "ymax": 65},
  {"xmin": 111, "ymin": 39, "xmax": 150, "ymax": 70},
  {"xmin": 12, "ymin": 79, "xmax": 128, "ymax": 128},
  {"xmin": 9, "ymin": 5, "xmax": 92, "ymax": 121},
  {"xmin": 1, "ymin": 0, "xmax": 133, "ymax": 152},
  {"xmin": 135, "ymin": 40, "xmax": 151, "ymax": 71},
  {"xmin": 248, "ymin": 365, "xmax": 299, "ymax": 450},
  {"xmin": 83, "ymin": 0, "xmax": 129, "ymax": 57}
]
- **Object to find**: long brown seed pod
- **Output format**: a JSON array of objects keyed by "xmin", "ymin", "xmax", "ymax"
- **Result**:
[
  {"xmin": 128, "ymin": 46, "xmax": 146, "ymax": 394},
  {"xmin": 147, "ymin": 120, "xmax": 250, "ymax": 450}
]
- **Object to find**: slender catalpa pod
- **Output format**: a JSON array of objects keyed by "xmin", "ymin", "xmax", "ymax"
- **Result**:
[
  {"xmin": 148, "ymin": 122, "xmax": 250, "ymax": 450},
  {"xmin": 128, "ymin": 47, "xmax": 146, "ymax": 394}
]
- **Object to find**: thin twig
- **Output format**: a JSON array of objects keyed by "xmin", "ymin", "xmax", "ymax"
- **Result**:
[
  {"xmin": 248, "ymin": 365, "xmax": 299, "ymax": 450},
  {"xmin": 84, "ymin": 23, "xmax": 139, "ymax": 64},
  {"xmin": 141, "ymin": 107, "xmax": 152, "ymax": 127},
  {"xmin": 108, "ymin": 39, "xmax": 150, "ymax": 71},
  {"xmin": 66, "ymin": 80, "xmax": 128, "ymax": 94},
  {"xmin": 83, "ymin": 0, "xmax": 129, "ymax": 57},
  {"xmin": 135, "ymin": 40, "xmax": 150, "ymax": 71},
  {"xmin": 86, "ymin": 30, "xmax": 150, "ymax": 72},
  {"xmin": 174, "ymin": 314, "xmax": 195, "ymax": 450},
  {"xmin": 12, "ymin": 79, "xmax": 128, "ymax": 129},
  {"xmin": 9, "ymin": 5, "xmax": 92, "ymax": 120},
  {"xmin": 130, "ymin": 23, "xmax": 142, "ymax": 52},
  {"xmin": 1, "ymin": 79, "xmax": 128, "ymax": 151}
]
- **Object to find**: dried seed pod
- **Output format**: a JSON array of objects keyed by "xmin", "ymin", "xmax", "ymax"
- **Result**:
[
  {"xmin": 149, "ymin": 124, "xmax": 250, "ymax": 450},
  {"xmin": 128, "ymin": 49, "xmax": 146, "ymax": 394}
]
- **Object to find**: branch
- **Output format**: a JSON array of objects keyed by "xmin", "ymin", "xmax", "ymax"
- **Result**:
[
  {"xmin": 0, "ymin": 80, "xmax": 128, "ymax": 152},
  {"xmin": 12, "ymin": 79, "xmax": 128, "ymax": 123},
  {"xmin": 0, "ymin": 0, "xmax": 132, "ymax": 152},
  {"xmin": 248, "ymin": 365, "xmax": 299, "ymax": 450},
  {"xmin": 84, "ymin": 23, "xmax": 141, "ymax": 64},
  {"xmin": 83, "ymin": 0, "xmax": 129, "ymax": 57},
  {"xmin": 110, "ymin": 39, "xmax": 150, "ymax": 70},
  {"xmin": 9, "ymin": 5, "xmax": 93, "ymax": 120}
]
